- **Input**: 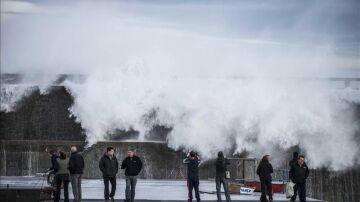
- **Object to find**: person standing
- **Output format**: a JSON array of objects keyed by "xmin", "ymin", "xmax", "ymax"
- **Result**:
[
  {"xmin": 54, "ymin": 151, "xmax": 70, "ymax": 202},
  {"xmin": 215, "ymin": 151, "xmax": 231, "ymax": 202},
  {"xmin": 121, "ymin": 148, "xmax": 143, "ymax": 202},
  {"xmin": 256, "ymin": 155, "xmax": 273, "ymax": 202},
  {"xmin": 99, "ymin": 147, "xmax": 119, "ymax": 202},
  {"xmin": 289, "ymin": 151, "xmax": 299, "ymax": 202},
  {"xmin": 46, "ymin": 148, "xmax": 59, "ymax": 173},
  {"xmin": 290, "ymin": 155, "xmax": 309, "ymax": 202},
  {"xmin": 68, "ymin": 146, "xmax": 84, "ymax": 202},
  {"xmin": 46, "ymin": 148, "xmax": 59, "ymax": 189},
  {"xmin": 183, "ymin": 151, "xmax": 201, "ymax": 202}
]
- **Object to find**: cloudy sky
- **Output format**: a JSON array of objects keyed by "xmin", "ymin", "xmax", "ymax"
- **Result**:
[{"xmin": 1, "ymin": 0, "xmax": 359, "ymax": 77}]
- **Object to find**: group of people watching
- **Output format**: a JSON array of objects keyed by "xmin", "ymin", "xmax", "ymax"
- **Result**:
[
  {"xmin": 47, "ymin": 146, "xmax": 142, "ymax": 202},
  {"xmin": 47, "ymin": 146, "xmax": 84, "ymax": 202},
  {"xmin": 256, "ymin": 152, "xmax": 309, "ymax": 202},
  {"xmin": 48, "ymin": 146, "xmax": 309, "ymax": 202},
  {"xmin": 98, "ymin": 147, "xmax": 143, "ymax": 202}
]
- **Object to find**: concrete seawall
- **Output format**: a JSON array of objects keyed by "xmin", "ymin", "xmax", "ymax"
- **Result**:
[{"xmin": 0, "ymin": 140, "xmax": 256, "ymax": 180}]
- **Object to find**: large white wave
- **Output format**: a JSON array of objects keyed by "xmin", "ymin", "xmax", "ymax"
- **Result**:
[{"xmin": 1, "ymin": 0, "xmax": 359, "ymax": 170}]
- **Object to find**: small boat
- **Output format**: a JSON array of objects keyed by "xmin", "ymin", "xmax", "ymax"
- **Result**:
[
  {"xmin": 240, "ymin": 186, "xmax": 255, "ymax": 195},
  {"xmin": 244, "ymin": 180, "xmax": 286, "ymax": 193},
  {"xmin": 229, "ymin": 182, "xmax": 255, "ymax": 195}
]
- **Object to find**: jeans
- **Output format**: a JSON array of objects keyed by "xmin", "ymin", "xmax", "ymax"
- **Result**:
[
  {"xmin": 125, "ymin": 176, "xmax": 138, "ymax": 200},
  {"xmin": 260, "ymin": 179, "xmax": 272, "ymax": 202},
  {"xmin": 103, "ymin": 177, "xmax": 116, "ymax": 200},
  {"xmin": 187, "ymin": 178, "xmax": 200, "ymax": 202},
  {"xmin": 216, "ymin": 177, "xmax": 231, "ymax": 202},
  {"xmin": 70, "ymin": 174, "xmax": 82, "ymax": 202},
  {"xmin": 54, "ymin": 174, "xmax": 70, "ymax": 202}
]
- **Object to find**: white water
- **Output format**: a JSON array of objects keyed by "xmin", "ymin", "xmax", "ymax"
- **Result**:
[
  {"xmin": 0, "ymin": 85, "xmax": 35, "ymax": 112},
  {"xmin": 63, "ymin": 69, "xmax": 360, "ymax": 170},
  {"xmin": 1, "ymin": 1, "xmax": 360, "ymax": 170}
]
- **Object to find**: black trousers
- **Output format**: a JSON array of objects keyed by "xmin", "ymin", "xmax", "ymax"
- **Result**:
[
  {"xmin": 103, "ymin": 176, "xmax": 116, "ymax": 200},
  {"xmin": 260, "ymin": 179, "xmax": 272, "ymax": 202},
  {"xmin": 54, "ymin": 174, "xmax": 70, "ymax": 202},
  {"xmin": 187, "ymin": 178, "xmax": 200, "ymax": 202},
  {"xmin": 297, "ymin": 182, "xmax": 306, "ymax": 202}
]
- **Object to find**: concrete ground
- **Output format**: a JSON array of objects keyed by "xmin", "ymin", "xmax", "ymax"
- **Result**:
[{"xmin": 43, "ymin": 200, "xmax": 314, "ymax": 202}]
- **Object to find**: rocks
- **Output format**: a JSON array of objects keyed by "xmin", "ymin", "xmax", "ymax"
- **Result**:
[{"xmin": 0, "ymin": 86, "xmax": 85, "ymax": 141}]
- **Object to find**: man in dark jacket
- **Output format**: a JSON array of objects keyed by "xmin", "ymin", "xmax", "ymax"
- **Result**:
[
  {"xmin": 68, "ymin": 146, "xmax": 84, "ymax": 202},
  {"xmin": 256, "ymin": 155, "xmax": 273, "ymax": 202},
  {"xmin": 289, "ymin": 151, "xmax": 299, "ymax": 201},
  {"xmin": 290, "ymin": 155, "xmax": 309, "ymax": 202},
  {"xmin": 215, "ymin": 151, "xmax": 231, "ymax": 202},
  {"xmin": 121, "ymin": 148, "xmax": 142, "ymax": 202},
  {"xmin": 46, "ymin": 148, "xmax": 59, "ymax": 172},
  {"xmin": 183, "ymin": 151, "xmax": 201, "ymax": 202},
  {"xmin": 99, "ymin": 147, "xmax": 119, "ymax": 202},
  {"xmin": 46, "ymin": 148, "xmax": 59, "ymax": 190}
]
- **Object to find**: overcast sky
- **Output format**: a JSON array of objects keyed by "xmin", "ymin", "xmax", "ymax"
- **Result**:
[{"xmin": 1, "ymin": 0, "xmax": 359, "ymax": 77}]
